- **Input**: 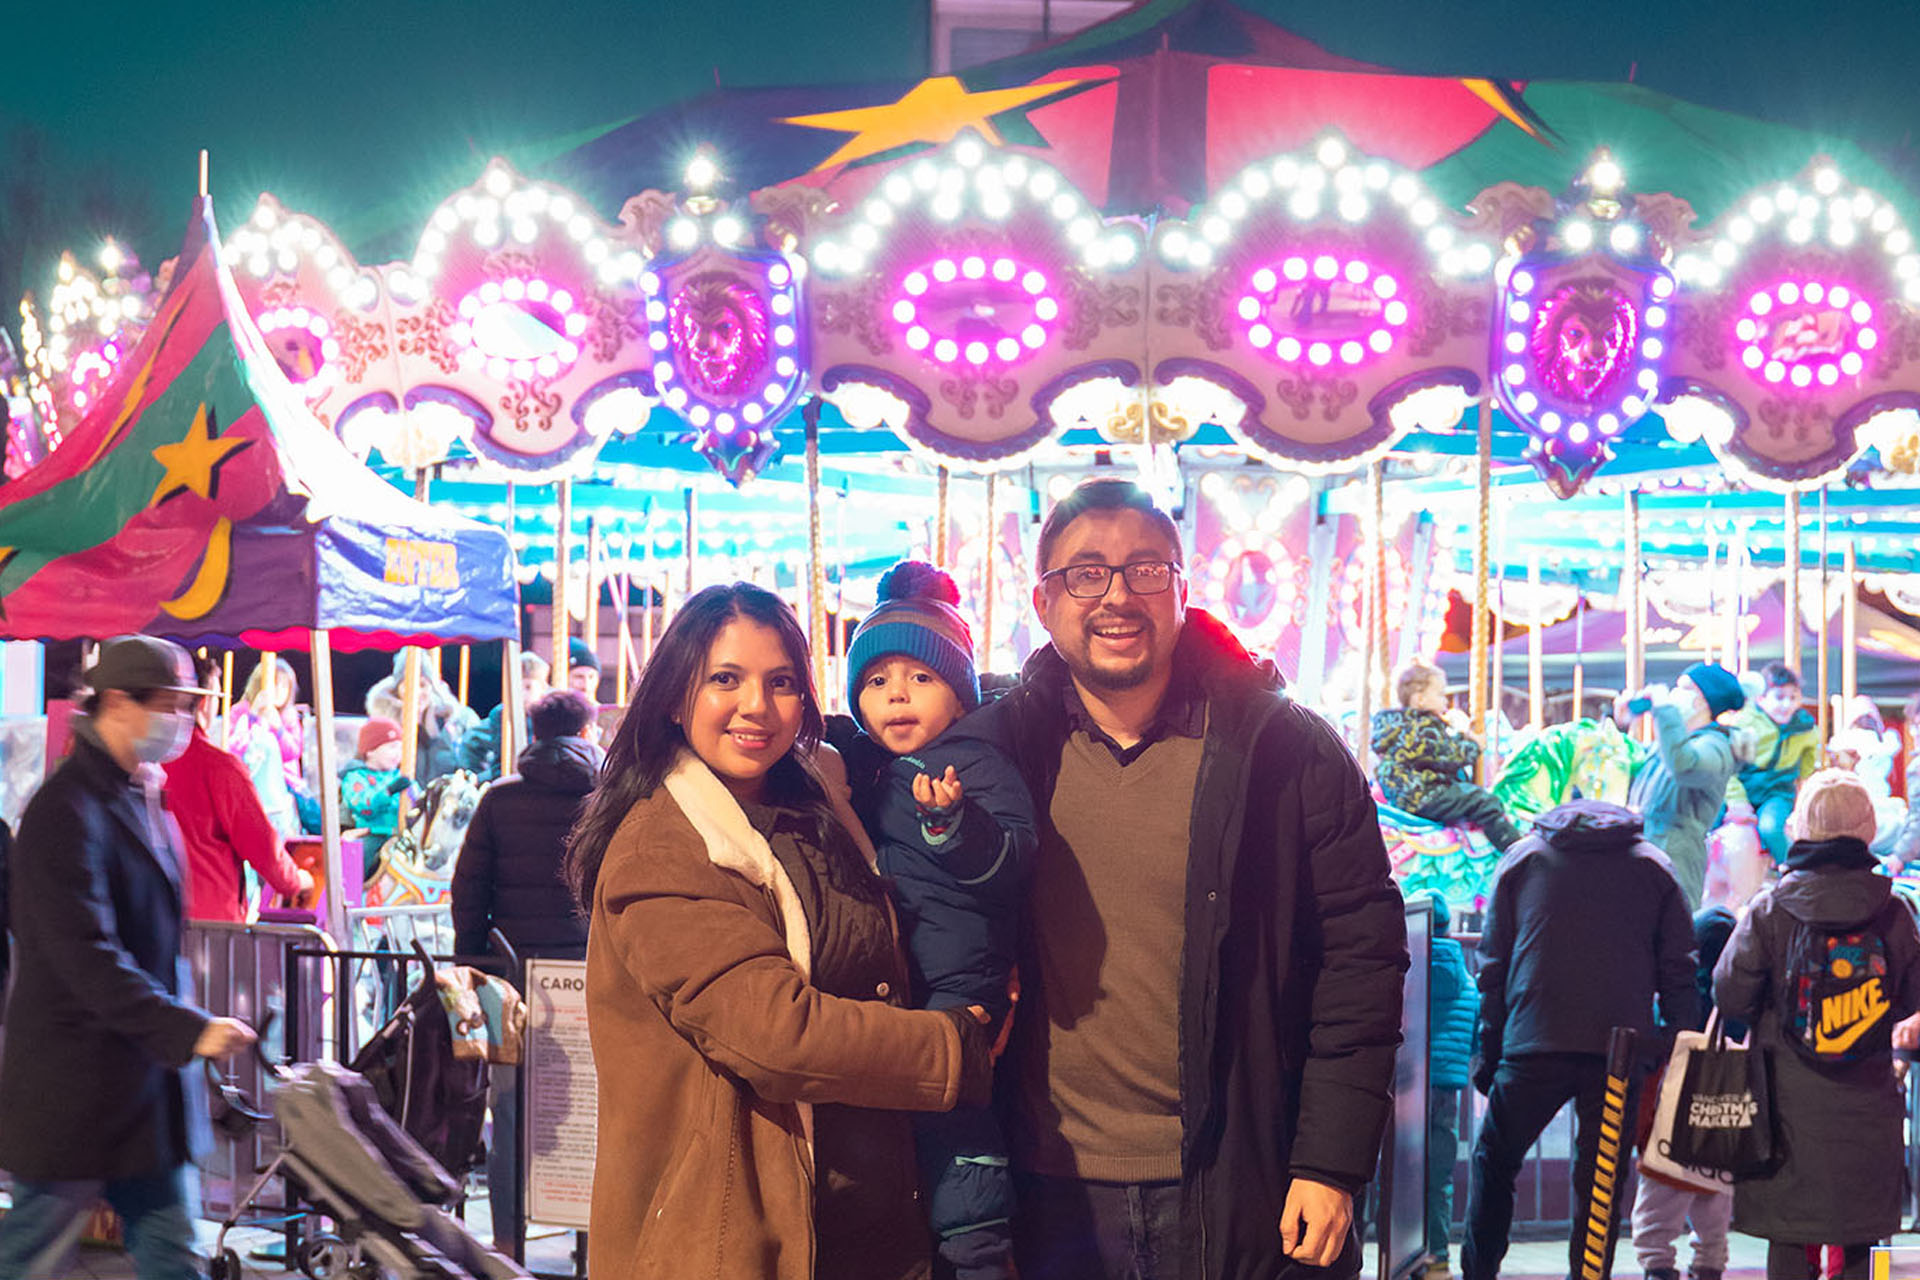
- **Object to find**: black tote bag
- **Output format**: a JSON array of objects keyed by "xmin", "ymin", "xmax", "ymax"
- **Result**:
[{"xmin": 1667, "ymin": 1010, "xmax": 1778, "ymax": 1179}]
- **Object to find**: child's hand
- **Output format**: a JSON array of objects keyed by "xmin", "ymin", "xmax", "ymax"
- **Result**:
[{"xmin": 913, "ymin": 765, "xmax": 963, "ymax": 811}]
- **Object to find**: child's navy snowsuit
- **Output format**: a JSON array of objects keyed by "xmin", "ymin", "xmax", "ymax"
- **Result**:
[{"xmin": 832, "ymin": 715, "xmax": 1036, "ymax": 1266}]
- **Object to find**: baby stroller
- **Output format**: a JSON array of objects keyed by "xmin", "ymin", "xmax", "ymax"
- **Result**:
[{"xmin": 208, "ymin": 956, "xmax": 522, "ymax": 1280}]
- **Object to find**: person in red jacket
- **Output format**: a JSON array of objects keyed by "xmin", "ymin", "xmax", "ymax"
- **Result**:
[{"xmin": 164, "ymin": 656, "xmax": 315, "ymax": 922}]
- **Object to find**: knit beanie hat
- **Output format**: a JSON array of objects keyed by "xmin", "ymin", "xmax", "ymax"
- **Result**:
[
  {"xmin": 846, "ymin": 560, "xmax": 980, "ymax": 727},
  {"xmin": 1787, "ymin": 768, "xmax": 1879, "ymax": 844},
  {"xmin": 357, "ymin": 716, "xmax": 402, "ymax": 758},
  {"xmin": 1682, "ymin": 661, "xmax": 1745, "ymax": 718},
  {"xmin": 568, "ymin": 636, "xmax": 601, "ymax": 672}
]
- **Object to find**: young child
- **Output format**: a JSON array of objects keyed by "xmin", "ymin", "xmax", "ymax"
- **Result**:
[
  {"xmin": 340, "ymin": 716, "xmax": 417, "ymax": 879},
  {"xmin": 1726, "ymin": 663, "xmax": 1820, "ymax": 867},
  {"xmin": 835, "ymin": 560, "xmax": 1036, "ymax": 1280},
  {"xmin": 1630, "ymin": 904, "xmax": 1738, "ymax": 1280},
  {"xmin": 1373, "ymin": 660, "xmax": 1522, "ymax": 850},
  {"xmin": 1425, "ymin": 892, "xmax": 1478, "ymax": 1280},
  {"xmin": 1622, "ymin": 663, "xmax": 1746, "ymax": 911}
]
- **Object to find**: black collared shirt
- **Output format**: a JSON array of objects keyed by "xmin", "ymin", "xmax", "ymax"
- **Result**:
[{"xmin": 1060, "ymin": 665, "xmax": 1207, "ymax": 766}]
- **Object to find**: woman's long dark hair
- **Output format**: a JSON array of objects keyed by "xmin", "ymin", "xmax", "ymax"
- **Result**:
[{"xmin": 564, "ymin": 581, "xmax": 834, "ymax": 913}]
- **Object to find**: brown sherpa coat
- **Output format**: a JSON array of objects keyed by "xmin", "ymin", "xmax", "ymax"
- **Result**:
[{"xmin": 585, "ymin": 751, "xmax": 967, "ymax": 1280}]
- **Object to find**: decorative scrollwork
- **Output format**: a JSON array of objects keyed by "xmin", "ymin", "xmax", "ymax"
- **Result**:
[
  {"xmin": 394, "ymin": 298, "xmax": 460, "ymax": 376},
  {"xmin": 1273, "ymin": 373, "xmax": 1359, "ymax": 422}
]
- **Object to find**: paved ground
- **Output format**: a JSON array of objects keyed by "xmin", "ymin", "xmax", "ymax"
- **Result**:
[{"xmin": 56, "ymin": 1221, "xmax": 1920, "ymax": 1279}]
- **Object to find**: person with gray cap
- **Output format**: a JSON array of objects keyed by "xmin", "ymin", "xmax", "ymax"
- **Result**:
[{"xmin": 0, "ymin": 635, "xmax": 257, "ymax": 1279}]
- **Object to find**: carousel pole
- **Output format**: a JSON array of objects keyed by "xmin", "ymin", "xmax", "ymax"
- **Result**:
[
  {"xmin": 614, "ymin": 555, "xmax": 635, "ymax": 706},
  {"xmin": 1625, "ymin": 489, "xmax": 1645, "ymax": 695},
  {"xmin": 640, "ymin": 539, "xmax": 657, "ymax": 672},
  {"xmin": 584, "ymin": 517, "xmax": 603, "ymax": 681},
  {"xmin": 456, "ymin": 646, "xmax": 470, "ymax": 707},
  {"xmin": 221, "ymin": 651, "xmax": 235, "ymax": 739},
  {"xmin": 805, "ymin": 401, "xmax": 828, "ymax": 702},
  {"xmin": 1842, "ymin": 539, "xmax": 1859, "ymax": 705},
  {"xmin": 1468, "ymin": 400, "xmax": 1494, "ymax": 759},
  {"xmin": 684, "ymin": 486, "xmax": 698, "ymax": 595},
  {"xmin": 310, "ymin": 628, "xmax": 347, "ymax": 941},
  {"xmin": 1355, "ymin": 472, "xmax": 1378, "ymax": 763},
  {"xmin": 1491, "ymin": 546, "xmax": 1506, "ymax": 760},
  {"xmin": 500, "ymin": 635, "xmax": 524, "ymax": 781},
  {"xmin": 1369, "ymin": 460, "xmax": 1388, "ymax": 715},
  {"xmin": 1572, "ymin": 589, "xmax": 1587, "ymax": 719},
  {"xmin": 397, "ymin": 469, "xmax": 431, "ymax": 822},
  {"xmin": 1731, "ymin": 525, "xmax": 1751, "ymax": 672},
  {"xmin": 1527, "ymin": 551, "xmax": 1544, "ymax": 729},
  {"xmin": 552, "ymin": 479, "xmax": 573, "ymax": 689},
  {"xmin": 1784, "ymin": 490, "xmax": 1802, "ymax": 672},
  {"xmin": 1817, "ymin": 486, "xmax": 1831, "ymax": 755},
  {"xmin": 935, "ymin": 467, "xmax": 951, "ymax": 568},
  {"xmin": 982, "ymin": 474, "xmax": 1000, "ymax": 669}
]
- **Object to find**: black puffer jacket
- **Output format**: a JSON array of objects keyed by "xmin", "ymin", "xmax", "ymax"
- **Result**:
[
  {"xmin": 452, "ymin": 735, "xmax": 602, "ymax": 960},
  {"xmin": 1476, "ymin": 800, "xmax": 1699, "ymax": 1071},
  {"xmin": 945, "ymin": 608, "xmax": 1408, "ymax": 1280}
]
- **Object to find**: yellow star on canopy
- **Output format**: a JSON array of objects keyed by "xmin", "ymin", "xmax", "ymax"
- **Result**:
[
  {"xmin": 782, "ymin": 75, "xmax": 1094, "ymax": 171},
  {"xmin": 149, "ymin": 402, "xmax": 250, "ymax": 507}
]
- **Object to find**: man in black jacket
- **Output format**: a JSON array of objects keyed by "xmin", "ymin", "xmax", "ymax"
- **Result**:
[
  {"xmin": 0, "ymin": 636, "xmax": 256, "ymax": 1279},
  {"xmin": 1463, "ymin": 800, "xmax": 1699, "ymax": 1280},
  {"xmin": 451, "ymin": 687, "xmax": 602, "ymax": 1253},
  {"xmin": 948, "ymin": 478, "xmax": 1407, "ymax": 1280}
]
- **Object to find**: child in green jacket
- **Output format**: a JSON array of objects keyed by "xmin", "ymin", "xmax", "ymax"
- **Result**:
[{"xmin": 1726, "ymin": 663, "xmax": 1819, "ymax": 866}]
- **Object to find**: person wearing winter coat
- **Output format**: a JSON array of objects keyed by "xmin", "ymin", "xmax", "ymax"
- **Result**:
[
  {"xmin": 942, "ymin": 478, "xmax": 1407, "ymax": 1280},
  {"xmin": 1426, "ymin": 893, "xmax": 1479, "ymax": 1280},
  {"xmin": 365, "ymin": 650, "xmax": 476, "ymax": 782},
  {"xmin": 1623, "ymin": 662, "xmax": 1746, "ymax": 909},
  {"xmin": 1464, "ymin": 800, "xmax": 1699, "ymax": 1280},
  {"xmin": 1373, "ymin": 661, "xmax": 1522, "ymax": 850},
  {"xmin": 166, "ymin": 656, "xmax": 314, "ymax": 921},
  {"xmin": 452, "ymin": 688, "xmax": 602, "ymax": 1253},
  {"xmin": 1713, "ymin": 770, "xmax": 1920, "ymax": 1280},
  {"xmin": 457, "ymin": 651, "xmax": 550, "ymax": 783},
  {"xmin": 0, "ymin": 636, "xmax": 257, "ymax": 1279},
  {"xmin": 1725, "ymin": 663, "xmax": 1820, "ymax": 867},
  {"xmin": 562, "ymin": 582, "xmax": 994, "ymax": 1280},
  {"xmin": 833, "ymin": 559, "xmax": 1036, "ymax": 1280},
  {"xmin": 1628, "ymin": 905, "xmax": 1738, "ymax": 1280}
]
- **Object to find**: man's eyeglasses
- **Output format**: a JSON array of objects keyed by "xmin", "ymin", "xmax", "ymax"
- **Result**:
[{"xmin": 1041, "ymin": 560, "xmax": 1181, "ymax": 599}]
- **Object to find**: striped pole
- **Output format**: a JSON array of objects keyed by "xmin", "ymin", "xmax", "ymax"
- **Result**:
[{"xmin": 1578, "ymin": 1027, "xmax": 1638, "ymax": 1280}]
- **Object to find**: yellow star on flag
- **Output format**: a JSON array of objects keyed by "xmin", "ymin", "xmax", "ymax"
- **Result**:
[
  {"xmin": 148, "ymin": 403, "xmax": 251, "ymax": 507},
  {"xmin": 782, "ymin": 75, "xmax": 1096, "ymax": 171}
]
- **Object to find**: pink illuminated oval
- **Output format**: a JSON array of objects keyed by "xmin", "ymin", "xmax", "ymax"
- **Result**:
[
  {"xmin": 892, "ymin": 255, "xmax": 1061, "ymax": 368},
  {"xmin": 1241, "ymin": 254, "xmax": 1409, "ymax": 366},
  {"xmin": 1737, "ymin": 277, "xmax": 1879, "ymax": 390}
]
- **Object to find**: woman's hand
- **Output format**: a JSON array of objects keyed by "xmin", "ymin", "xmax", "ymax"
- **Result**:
[{"xmin": 940, "ymin": 1005, "xmax": 994, "ymax": 1107}]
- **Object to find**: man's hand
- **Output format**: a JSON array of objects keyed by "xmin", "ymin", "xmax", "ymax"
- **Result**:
[
  {"xmin": 1279, "ymin": 1177, "xmax": 1352, "ymax": 1266},
  {"xmin": 194, "ymin": 1017, "xmax": 258, "ymax": 1061},
  {"xmin": 912, "ymin": 765, "xmax": 964, "ymax": 811},
  {"xmin": 291, "ymin": 867, "xmax": 318, "ymax": 909}
]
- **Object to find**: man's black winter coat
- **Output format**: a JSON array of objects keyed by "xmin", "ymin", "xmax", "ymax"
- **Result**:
[
  {"xmin": 452, "ymin": 735, "xmax": 601, "ymax": 960},
  {"xmin": 1475, "ymin": 800, "xmax": 1699, "ymax": 1078},
  {"xmin": 0, "ymin": 729, "xmax": 209, "ymax": 1179},
  {"xmin": 947, "ymin": 609, "xmax": 1408, "ymax": 1280}
]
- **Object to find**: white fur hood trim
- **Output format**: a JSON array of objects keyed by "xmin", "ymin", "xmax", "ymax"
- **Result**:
[{"xmin": 661, "ymin": 750, "xmax": 812, "ymax": 983}]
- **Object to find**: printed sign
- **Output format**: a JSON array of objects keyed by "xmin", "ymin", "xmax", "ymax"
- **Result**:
[{"xmin": 523, "ymin": 958, "xmax": 598, "ymax": 1229}]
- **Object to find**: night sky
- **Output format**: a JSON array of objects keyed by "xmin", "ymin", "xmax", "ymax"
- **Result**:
[{"xmin": 3, "ymin": 0, "xmax": 1918, "ymax": 342}]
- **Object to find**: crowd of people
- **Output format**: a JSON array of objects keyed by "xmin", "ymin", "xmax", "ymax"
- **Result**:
[
  {"xmin": 3, "ymin": 475, "xmax": 1920, "ymax": 1279},
  {"xmin": 1373, "ymin": 650, "xmax": 1920, "ymax": 1280}
]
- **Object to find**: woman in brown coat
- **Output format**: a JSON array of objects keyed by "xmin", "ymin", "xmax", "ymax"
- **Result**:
[{"xmin": 565, "ymin": 582, "xmax": 993, "ymax": 1280}]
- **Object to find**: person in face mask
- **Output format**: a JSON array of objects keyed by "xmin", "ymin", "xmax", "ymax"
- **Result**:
[{"xmin": 0, "ymin": 635, "xmax": 257, "ymax": 1280}]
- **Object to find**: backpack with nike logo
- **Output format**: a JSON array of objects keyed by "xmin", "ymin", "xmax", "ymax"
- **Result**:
[{"xmin": 1779, "ymin": 903, "xmax": 1899, "ymax": 1064}]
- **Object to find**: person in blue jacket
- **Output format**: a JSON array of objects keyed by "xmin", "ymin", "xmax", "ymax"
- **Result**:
[
  {"xmin": 830, "ymin": 559, "xmax": 1037, "ymax": 1280},
  {"xmin": 1426, "ymin": 892, "xmax": 1479, "ymax": 1280}
]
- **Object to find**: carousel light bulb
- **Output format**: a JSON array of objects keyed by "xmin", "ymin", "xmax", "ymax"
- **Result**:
[
  {"xmin": 1588, "ymin": 155, "xmax": 1624, "ymax": 195},
  {"xmin": 1288, "ymin": 190, "xmax": 1319, "ymax": 220},
  {"xmin": 714, "ymin": 215, "xmax": 746, "ymax": 247},
  {"xmin": 1610, "ymin": 223, "xmax": 1641, "ymax": 253},
  {"xmin": 1276, "ymin": 336, "xmax": 1302, "ymax": 360},
  {"xmin": 669, "ymin": 218, "xmax": 699, "ymax": 249},
  {"xmin": 1563, "ymin": 220, "xmax": 1594, "ymax": 251}
]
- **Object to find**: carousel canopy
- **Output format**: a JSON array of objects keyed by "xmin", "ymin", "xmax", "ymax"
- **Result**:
[{"xmin": 0, "ymin": 199, "xmax": 519, "ymax": 652}]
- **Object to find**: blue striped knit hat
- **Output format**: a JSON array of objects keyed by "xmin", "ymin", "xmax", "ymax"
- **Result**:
[{"xmin": 847, "ymin": 560, "xmax": 980, "ymax": 727}]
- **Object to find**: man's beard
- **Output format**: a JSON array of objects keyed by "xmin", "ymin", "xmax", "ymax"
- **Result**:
[{"xmin": 1065, "ymin": 614, "xmax": 1156, "ymax": 691}]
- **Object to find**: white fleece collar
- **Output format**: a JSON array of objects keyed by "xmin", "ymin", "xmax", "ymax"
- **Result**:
[{"xmin": 661, "ymin": 750, "xmax": 813, "ymax": 983}]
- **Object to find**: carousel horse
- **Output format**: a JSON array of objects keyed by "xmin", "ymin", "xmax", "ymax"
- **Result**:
[
  {"xmin": 361, "ymin": 769, "xmax": 483, "ymax": 923},
  {"xmin": 1377, "ymin": 718, "xmax": 1646, "ymax": 912}
]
